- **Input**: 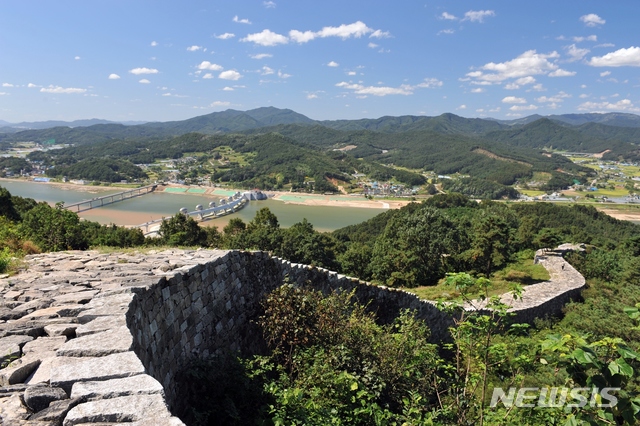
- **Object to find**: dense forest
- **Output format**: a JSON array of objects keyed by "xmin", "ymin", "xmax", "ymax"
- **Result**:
[{"xmin": 5, "ymin": 107, "xmax": 639, "ymax": 200}]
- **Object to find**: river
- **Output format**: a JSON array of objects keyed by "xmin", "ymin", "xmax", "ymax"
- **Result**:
[{"xmin": 0, "ymin": 180, "xmax": 387, "ymax": 232}]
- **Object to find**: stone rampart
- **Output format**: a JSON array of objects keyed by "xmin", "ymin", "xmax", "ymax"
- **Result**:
[{"xmin": 0, "ymin": 247, "xmax": 584, "ymax": 425}]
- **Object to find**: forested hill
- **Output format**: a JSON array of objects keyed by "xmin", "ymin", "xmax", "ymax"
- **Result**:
[
  {"xmin": 2, "ymin": 108, "xmax": 639, "ymax": 157},
  {"xmin": 484, "ymin": 118, "xmax": 640, "ymax": 160}
]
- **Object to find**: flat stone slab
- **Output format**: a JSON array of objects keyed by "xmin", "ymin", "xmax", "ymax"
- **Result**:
[
  {"xmin": 23, "ymin": 336, "xmax": 68, "ymax": 355},
  {"xmin": 70, "ymin": 374, "xmax": 164, "ymax": 400},
  {"xmin": 56, "ymin": 327, "xmax": 132, "ymax": 357},
  {"xmin": 52, "ymin": 290, "xmax": 98, "ymax": 305},
  {"xmin": 75, "ymin": 315, "xmax": 125, "ymax": 337},
  {"xmin": 0, "ymin": 335, "xmax": 33, "ymax": 365},
  {"xmin": 44, "ymin": 323, "xmax": 78, "ymax": 338},
  {"xmin": 50, "ymin": 352, "xmax": 145, "ymax": 393},
  {"xmin": 0, "ymin": 356, "xmax": 41, "ymax": 385},
  {"xmin": 21, "ymin": 304, "xmax": 87, "ymax": 321},
  {"xmin": 76, "ymin": 294, "xmax": 135, "ymax": 324},
  {"xmin": 62, "ymin": 394, "xmax": 172, "ymax": 425}
]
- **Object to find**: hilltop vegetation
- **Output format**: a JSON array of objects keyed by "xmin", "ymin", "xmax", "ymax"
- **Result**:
[{"xmin": 3, "ymin": 186, "xmax": 640, "ymax": 424}]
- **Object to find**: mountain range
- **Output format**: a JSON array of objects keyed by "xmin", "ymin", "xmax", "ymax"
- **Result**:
[{"xmin": 1, "ymin": 107, "xmax": 639, "ymax": 163}]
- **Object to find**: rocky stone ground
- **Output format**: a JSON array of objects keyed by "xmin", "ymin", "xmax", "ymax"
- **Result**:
[{"xmin": 0, "ymin": 249, "xmax": 200, "ymax": 426}]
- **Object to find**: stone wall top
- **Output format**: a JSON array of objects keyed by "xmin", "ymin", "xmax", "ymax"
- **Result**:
[{"xmin": 0, "ymin": 246, "xmax": 585, "ymax": 425}]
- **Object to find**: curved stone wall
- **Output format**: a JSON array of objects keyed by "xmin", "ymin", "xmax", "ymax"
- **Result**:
[{"xmin": 0, "ymin": 247, "xmax": 584, "ymax": 424}]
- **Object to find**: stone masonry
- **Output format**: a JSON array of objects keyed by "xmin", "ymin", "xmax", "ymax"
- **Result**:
[{"xmin": 0, "ymin": 246, "xmax": 584, "ymax": 425}]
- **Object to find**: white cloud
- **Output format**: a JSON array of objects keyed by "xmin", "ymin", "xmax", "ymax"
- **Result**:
[
  {"xmin": 370, "ymin": 29, "xmax": 391, "ymax": 38},
  {"xmin": 317, "ymin": 21, "xmax": 373, "ymax": 39},
  {"xmin": 210, "ymin": 101, "xmax": 231, "ymax": 107},
  {"xmin": 250, "ymin": 53, "xmax": 272, "ymax": 59},
  {"xmin": 129, "ymin": 67, "xmax": 159, "ymax": 75},
  {"xmin": 278, "ymin": 70, "xmax": 291, "ymax": 79},
  {"xmin": 531, "ymin": 84, "xmax": 545, "ymax": 91},
  {"xmin": 502, "ymin": 96, "xmax": 527, "ymax": 104},
  {"xmin": 465, "ymin": 50, "xmax": 559, "ymax": 83},
  {"xmin": 241, "ymin": 29, "xmax": 288, "ymax": 46},
  {"xmin": 0, "ymin": 92, "xmax": 7, "ymax": 96},
  {"xmin": 336, "ymin": 78, "xmax": 441, "ymax": 96},
  {"xmin": 139, "ymin": 79, "xmax": 151, "ymax": 84},
  {"xmin": 216, "ymin": 33, "xmax": 235, "ymax": 40},
  {"xmin": 600, "ymin": 71, "xmax": 611, "ymax": 77},
  {"xmin": 187, "ymin": 45, "xmax": 203, "ymax": 52},
  {"xmin": 578, "ymin": 99, "xmax": 639, "ymax": 112},
  {"xmin": 202, "ymin": 73, "xmax": 214, "ymax": 79},
  {"xmin": 336, "ymin": 82, "xmax": 413, "ymax": 96},
  {"xmin": 368, "ymin": 42, "xmax": 379, "ymax": 48},
  {"xmin": 223, "ymin": 87, "xmax": 234, "ymax": 91},
  {"xmin": 504, "ymin": 76, "xmax": 537, "ymax": 90},
  {"xmin": 588, "ymin": 46, "xmax": 640, "ymax": 67},
  {"xmin": 595, "ymin": 43, "xmax": 615, "ymax": 48},
  {"xmin": 573, "ymin": 35, "xmax": 597, "ymax": 42},
  {"xmin": 580, "ymin": 13, "xmax": 605, "ymax": 27},
  {"xmin": 40, "ymin": 85, "xmax": 86, "ymax": 94},
  {"xmin": 150, "ymin": 41, "xmax": 158, "ymax": 47},
  {"xmin": 548, "ymin": 69, "xmax": 576, "ymax": 77},
  {"xmin": 462, "ymin": 10, "xmax": 495, "ymax": 23},
  {"xmin": 536, "ymin": 91, "xmax": 571, "ymax": 103},
  {"xmin": 437, "ymin": 29, "xmax": 455, "ymax": 35},
  {"xmin": 579, "ymin": 93, "xmax": 590, "ymax": 98},
  {"xmin": 307, "ymin": 93, "xmax": 318, "ymax": 99},
  {"xmin": 289, "ymin": 30, "xmax": 316, "ymax": 43},
  {"xmin": 108, "ymin": 74, "xmax": 121, "ymax": 80},
  {"xmin": 347, "ymin": 71, "xmax": 357, "ymax": 76},
  {"xmin": 162, "ymin": 93, "xmax": 172, "ymax": 96},
  {"xmin": 565, "ymin": 44, "xmax": 590, "ymax": 62},
  {"xmin": 197, "ymin": 61, "xmax": 223, "ymax": 71},
  {"xmin": 328, "ymin": 61, "xmax": 339, "ymax": 67},
  {"xmin": 74, "ymin": 56, "xmax": 80, "ymax": 60},
  {"xmin": 233, "ymin": 15, "xmax": 251, "ymax": 24},
  {"xmin": 263, "ymin": 1, "xmax": 276, "ymax": 8},
  {"xmin": 440, "ymin": 12, "xmax": 457, "ymax": 20},
  {"xmin": 219, "ymin": 70, "xmax": 242, "ymax": 80},
  {"xmin": 457, "ymin": 104, "xmax": 467, "ymax": 110},
  {"xmin": 27, "ymin": 83, "xmax": 39, "ymax": 88},
  {"xmin": 2, "ymin": 83, "xmax": 14, "ymax": 87},
  {"xmin": 261, "ymin": 66, "xmax": 274, "ymax": 75},
  {"xmin": 510, "ymin": 104, "xmax": 538, "ymax": 111},
  {"xmin": 416, "ymin": 78, "xmax": 443, "ymax": 88},
  {"xmin": 471, "ymin": 88, "xmax": 485, "ymax": 93}
]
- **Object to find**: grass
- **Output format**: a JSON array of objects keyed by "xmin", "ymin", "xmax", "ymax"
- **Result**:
[
  {"xmin": 519, "ymin": 189, "xmax": 546, "ymax": 197},
  {"xmin": 406, "ymin": 256, "xmax": 550, "ymax": 302}
]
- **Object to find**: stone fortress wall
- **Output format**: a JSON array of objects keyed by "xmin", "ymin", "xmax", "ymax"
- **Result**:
[{"xmin": 0, "ymin": 246, "xmax": 584, "ymax": 425}]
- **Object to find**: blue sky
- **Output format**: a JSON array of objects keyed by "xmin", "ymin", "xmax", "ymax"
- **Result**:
[{"xmin": 1, "ymin": 1, "xmax": 639, "ymax": 123}]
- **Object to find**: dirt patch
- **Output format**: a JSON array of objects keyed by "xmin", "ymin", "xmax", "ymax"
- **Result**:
[{"xmin": 472, "ymin": 148, "xmax": 531, "ymax": 167}]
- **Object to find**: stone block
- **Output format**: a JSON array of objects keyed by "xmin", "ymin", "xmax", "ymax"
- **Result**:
[
  {"xmin": 70, "ymin": 374, "xmax": 164, "ymax": 400},
  {"xmin": 24, "ymin": 384, "xmax": 68, "ymax": 412},
  {"xmin": 56, "ymin": 327, "xmax": 133, "ymax": 357},
  {"xmin": 50, "ymin": 352, "xmax": 145, "ymax": 393},
  {"xmin": 63, "ymin": 394, "xmax": 173, "ymax": 425}
]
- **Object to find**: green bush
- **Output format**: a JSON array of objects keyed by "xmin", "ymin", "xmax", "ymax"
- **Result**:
[{"xmin": 0, "ymin": 247, "xmax": 12, "ymax": 274}]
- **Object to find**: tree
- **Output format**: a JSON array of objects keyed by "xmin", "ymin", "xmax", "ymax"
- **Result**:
[
  {"xmin": 158, "ymin": 213, "xmax": 207, "ymax": 247},
  {"xmin": 465, "ymin": 212, "xmax": 514, "ymax": 276},
  {"xmin": 371, "ymin": 206, "xmax": 462, "ymax": 287},
  {"xmin": 243, "ymin": 207, "xmax": 282, "ymax": 252},
  {"xmin": 0, "ymin": 186, "xmax": 19, "ymax": 221},
  {"xmin": 276, "ymin": 219, "xmax": 340, "ymax": 270},
  {"xmin": 20, "ymin": 202, "xmax": 88, "ymax": 252}
]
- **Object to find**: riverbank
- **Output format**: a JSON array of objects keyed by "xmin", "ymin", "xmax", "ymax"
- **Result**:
[{"xmin": 0, "ymin": 177, "xmax": 119, "ymax": 194}]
